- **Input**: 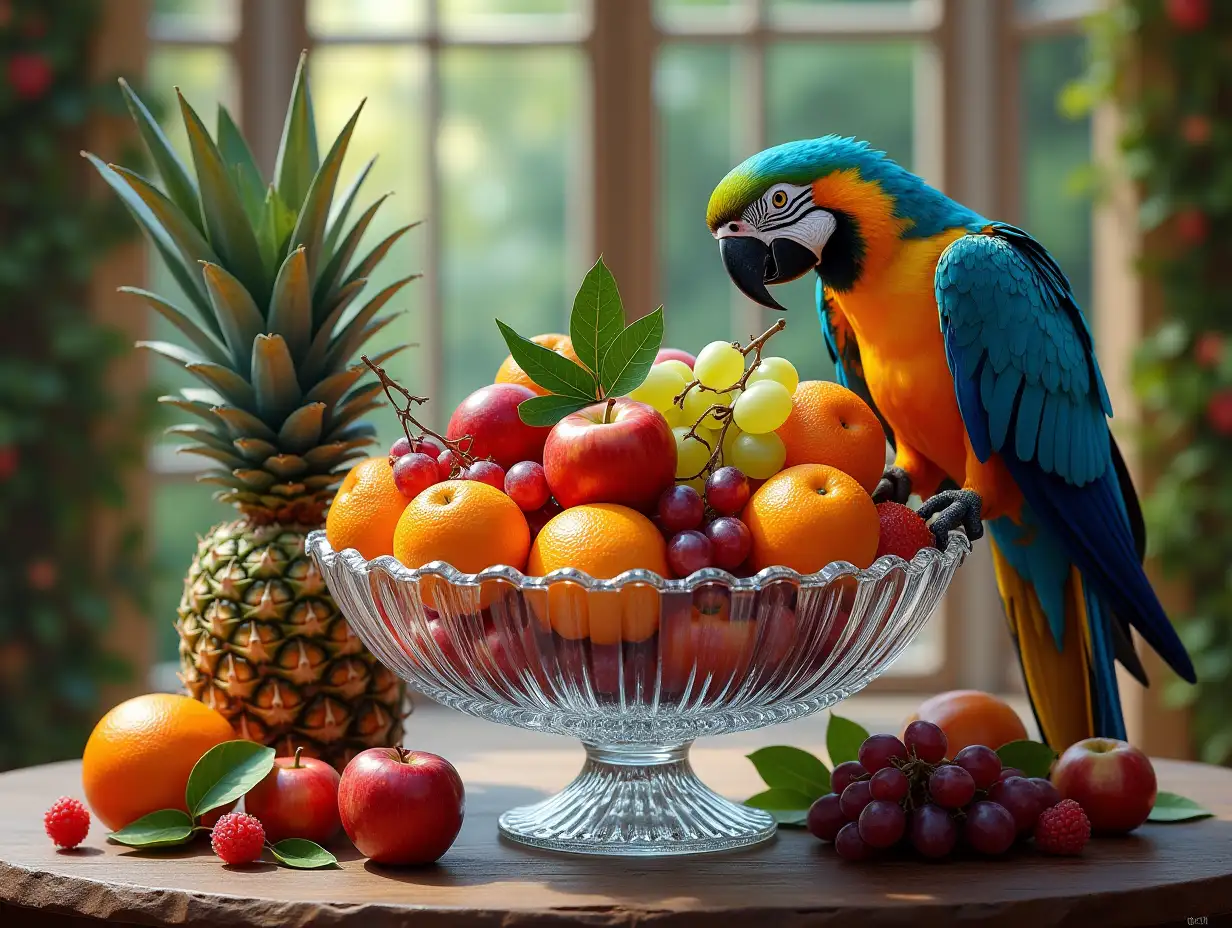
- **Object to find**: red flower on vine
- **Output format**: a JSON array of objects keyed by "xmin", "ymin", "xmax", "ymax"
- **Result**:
[
  {"xmin": 1167, "ymin": 0, "xmax": 1210, "ymax": 30},
  {"xmin": 1176, "ymin": 208, "xmax": 1209, "ymax": 245},
  {"xmin": 1208, "ymin": 390, "xmax": 1232, "ymax": 435},
  {"xmin": 1182, "ymin": 114, "xmax": 1212, "ymax": 145},
  {"xmin": 1195, "ymin": 332, "xmax": 1225, "ymax": 369},
  {"xmin": 0, "ymin": 445, "xmax": 16, "ymax": 482},
  {"xmin": 7, "ymin": 53, "xmax": 53, "ymax": 100},
  {"xmin": 27, "ymin": 560, "xmax": 57, "ymax": 591}
]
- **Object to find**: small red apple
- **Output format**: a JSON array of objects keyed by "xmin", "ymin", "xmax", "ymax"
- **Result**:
[
  {"xmin": 446, "ymin": 383, "xmax": 549, "ymax": 469},
  {"xmin": 338, "ymin": 747, "xmax": 465, "ymax": 865},
  {"xmin": 543, "ymin": 398, "xmax": 676, "ymax": 511},
  {"xmin": 244, "ymin": 747, "xmax": 342, "ymax": 844},
  {"xmin": 1051, "ymin": 737, "xmax": 1157, "ymax": 834},
  {"xmin": 655, "ymin": 347, "xmax": 696, "ymax": 367}
]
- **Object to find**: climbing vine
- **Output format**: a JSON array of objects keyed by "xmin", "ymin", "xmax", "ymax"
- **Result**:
[{"xmin": 0, "ymin": 0, "xmax": 148, "ymax": 769}]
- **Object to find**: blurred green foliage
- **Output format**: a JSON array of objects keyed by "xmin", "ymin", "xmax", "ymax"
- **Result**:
[{"xmin": 0, "ymin": 0, "xmax": 147, "ymax": 770}]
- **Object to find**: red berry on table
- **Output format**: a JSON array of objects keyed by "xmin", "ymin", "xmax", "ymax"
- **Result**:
[
  {"xmin": 806, "ymin": 793, "xmax": 845, "ymax": 842},
  {"xmin": 667, "ymin": 530, "xmax": 713, "ymax": 577},
  {"xmin": 868, "ymin": 766, "xmax": 909, "ymax": 802},
  {"xmin": 389, "ymin": 436, "xmax": 412, "ymax": 461},
  {"xmin": 1033, "ymin": 798, "xmax": 1090, "ymax": 856},
  {"xmin": 210, "ymin": 812, "xmax": 266, "ymax": 865},
  {"xmin": 839, "ymin": 780, "xmax": 873, "ymax": 821},
  {"xmin": 505, "ymin": 461, "xmax": 551, "ymax": 512},
  {"xmin": 858, "ymin": 733, "xmax": 906, "ymax": 772},
  {"xmin": 903, "ymin": 719, "xmax": 948, "ymax": 763},
  {"xmin": 44, "ymin": 797, "xmax": 90, "ymax": 849},
  {"xmin": 834, "ymin": 821, "xmax": 874, "ymax": 861},
  {"xmin": 705, "ymin": 516, "xmax": 751, "ymax": 570},
  {"xmin": 963, "ymin": 800, "xmax": 1016, "ymax": 855},
  {"xmin": 928, "ymin": 763, "xmax": 976, "ymax": 809},
  {"xmin": 874, "ymin": 502, "xmax": 934, "ymax": 560},
  {"xmin": 910, "ymin": 804, "xmax": 957, "ymax": 859},
  {"xmin": 857, "ymin": 799, "xmax": 906, "ymax": 849},
  {"xmin": 465, "ymin": 460, "xmax": 506, "ymax": 490},
  {"xmin": 953, "ymin": 744, "xmax": 1003, "ymax": 789},
  {"xmin": 830, "ymin": 760, "xmax": 866, "ymax": 796},
  {"xmin": 437, "ymin": 448, "xmax": 463, "ymax": 480},
  {"xmin": 988, "ymin": 775, "xmax": 1044, "ymax": 834},
  {"xmin": 657, "ymin": 484, "xmax": 705, "ymax": 533},
  {"xmin": 1029, "ymin": 776, "xmax": 1062, "ymax": 810},
  {"xmin": 705, "ymin": 466, "xmax": 751, "ymax": 516},
  {"xmin": 393, "ymin": 452, "xmax": 440, "ymax": 500}
]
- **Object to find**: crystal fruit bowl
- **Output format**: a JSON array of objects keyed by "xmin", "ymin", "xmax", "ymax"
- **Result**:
[{"xmin": 308, "ymin": 529, "xmax": 970, "ymax": 856}]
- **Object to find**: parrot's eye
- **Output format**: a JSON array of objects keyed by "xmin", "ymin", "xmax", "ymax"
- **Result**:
[{"xmin": 771, "ymin": 190, "xmax": 788, "ymax": 208}]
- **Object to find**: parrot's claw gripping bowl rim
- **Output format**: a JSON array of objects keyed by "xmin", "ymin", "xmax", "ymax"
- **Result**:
[{"xmin": 308, "ymin": 529, "xmax": 970, "ymax": 857}]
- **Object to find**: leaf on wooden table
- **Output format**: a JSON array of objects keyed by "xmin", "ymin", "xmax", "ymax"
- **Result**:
[
  {"xmin": 826, "ymin": 712, "xmax": 870, "ymax": 767},
  {"xmin": 1148, "ymin": 791, "xmax": 1214, "ymax": 823},
  {"xmin": 269, "ymin": 838, "xmax": 338, "ymax": 868},
  {"xmin": 746, "ymin": 746, "xmax": 830, "ymax": 799},
  {"xmin": 108, "ymin": 809, "xmax": 196, "ymax": 848},
  {"xmin": 995, "ymin": 740, "xmax": 1057, "ymax": 780}
]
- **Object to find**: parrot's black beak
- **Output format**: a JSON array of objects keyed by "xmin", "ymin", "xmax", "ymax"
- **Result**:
[{"xmin": 719, "ymin": 236, "xmax": 816, "ymax": 311}]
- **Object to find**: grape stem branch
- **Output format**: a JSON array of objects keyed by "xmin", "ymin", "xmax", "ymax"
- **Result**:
[
  {"xmin": 362, "ymin": 356, "xmax": 476, "ymax": 470},
  {"xmin": 672, "ymin": 319, "xmax": 787, "ymax": 480}
]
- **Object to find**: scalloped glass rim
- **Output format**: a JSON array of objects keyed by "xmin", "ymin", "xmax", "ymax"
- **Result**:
[{"xmin": 305, "ymin": 530, "xmax": 971, "ymax": 589}]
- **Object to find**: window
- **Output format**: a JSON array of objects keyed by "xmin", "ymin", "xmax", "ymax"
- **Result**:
[{"xmin": 145, "ymin": 0, "xmax": 1096, "ymax": 692}]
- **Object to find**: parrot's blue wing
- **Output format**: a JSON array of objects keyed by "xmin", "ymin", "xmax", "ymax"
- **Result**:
[
  {"xmin": 817, "ymin": 278, "xmax": 894, "ymax": 445},
  {"xmin": 936, "ymin": 225, "xmax": 1194, "ymax": 692}
]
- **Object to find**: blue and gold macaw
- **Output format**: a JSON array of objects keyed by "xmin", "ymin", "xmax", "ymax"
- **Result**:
[{"xmin": 707, "ymin": 137, "xmax": 1195, "ymax": 749}]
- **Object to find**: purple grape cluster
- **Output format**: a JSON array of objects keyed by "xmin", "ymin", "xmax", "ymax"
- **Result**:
[{"xmin": 807, "ymin": 721, "xmax": 1063, "ymax": 861}]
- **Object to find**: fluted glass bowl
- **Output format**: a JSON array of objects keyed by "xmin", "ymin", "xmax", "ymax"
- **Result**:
[{"xmin": 308, "ymin": 529, "xmax": 970, "ymax": 856}]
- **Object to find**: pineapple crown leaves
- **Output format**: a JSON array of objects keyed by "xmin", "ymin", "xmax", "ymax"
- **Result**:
[
  {"xmin": 85, "ymin": 52, "xmax": 418, "ymax": 523},
  {"xmin": 496, "ymin": 257, "xmax": 665, "ymax": 427}
]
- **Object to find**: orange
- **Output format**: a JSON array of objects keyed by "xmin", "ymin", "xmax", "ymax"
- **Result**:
[
  {"xmin": 742, "ymin": 464, "xmax": 879, "ymax": 573},
  {"xmin": 906, "ymin": 689, "xmax": 1030, "ymax": 755},
  {"xmin": 394, "ymin": 479, "xmax": 531, "ymax": 574},
  {"xmin": 776, "ymin": 380, "xmax": 887, "ymax": 494},
  {"xmin": 82, "ymin": 693, "xmax": 237, "ymax": 831},
  {"xmin": 495, "ymin": 333, "xmax": 583, "ymax": 396},
  {"xmin": 527, "ymin": 503, "xmax": 668, "ymax": 644},
  {"xmin": 325, "ymin": 456, "xmax": 408, "ymax": 560}
]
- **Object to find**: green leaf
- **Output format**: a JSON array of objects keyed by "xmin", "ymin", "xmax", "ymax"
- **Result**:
[
  {"xmin": 184, "ymin": 740, "xmax": 275, "ymax": 820},
  {"xmin": 517, "ymin": 394, "xmax": 594, "ymax": 427},
  {"xmin": 599, "ymin": 307, "xmax": 665, "ymax": 397},
  {"xmin": 274, "ymin": 52, "xmax": 321, "ymax": 212},
  {"xmin": 766, "ymin": 809, "xmax": 809, "ymax": 827},
  {"xmin": 744, "ymin": 787, "xmax": 815, "ymax": 813},
  {"xmin": 108, "ymin": 809, "xmax": 196, "ymax": 849},
  {"xmin": 995, "ymin": 740, "xmax": 1057, "ymax": 779},
  {"xmin": 252, "ymin": 335, "xmax": 303, "ymax": 425},
  {"xmin": 257, "ymin": 184, "xmax": 298, "ymax": 272},
  {"xmin": 216, "ymin": 104, "xmax": 266, "ymax": 228},
  {"xmin": 826, "ymin": 712, "xmax": 870, "ymax": 767},
  {"xmin": 496, "ymin": 319, "xmax": 598, "ymax": 400},
  {"xmin": 311, "ymin": 276, "xmax": 417, "ymax": 380},
  {"xmin": 569, "ymin": 257, "xmax": 625, "ymax": 377},
  {"xmin": 202, "ymin": 263, "xmax": 265, "ymax": 371},
  {"xmin": 324, "ymin": 155, "xmax": 378, "ymax": 258},
  {"xmin": 278, "ymin": 403, "xmax": 326, "ymax": 453},
  {"xmin": 118, "ymin": 77, "xmax": 202, "ymax": 232},
  {"xmin": 119, "ymin": 286, "xmax": 229, "ymax": 364},
  {"xmin": 315, "ymin": 194, "xmax": 391, "ymax": 302},
  {"xmin": 268, "ymin": 247, "xmax": 313, "ymax": 362},
  {"xmin": 341, "ymin": 224, "xmax": 418, "ymax": 293},
  {"xmin": 746, "ymin": 746, "xmax": 830, "ymax": 799},
  {"xmin": 1148, "ymin": 791, "xmax": 1214, "ymax": 823},
  {"xmin": 269, "ymin": 838, "xmax": 338, "ymax": 869}
]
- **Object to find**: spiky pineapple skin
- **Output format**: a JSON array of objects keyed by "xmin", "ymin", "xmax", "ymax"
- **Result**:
[{"xmin": 177, "ymin": 519, "xmax": 403, "ymax": 768}]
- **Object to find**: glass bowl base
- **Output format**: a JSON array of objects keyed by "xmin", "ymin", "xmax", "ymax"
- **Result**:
[{"xmin": 496, "ymin": 742, "xmax": 776, "ymax": 856}]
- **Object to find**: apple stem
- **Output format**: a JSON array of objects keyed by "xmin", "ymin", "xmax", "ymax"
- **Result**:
[
  {"xmin": 602, "ymin": 397, "xmax": 616, "ymax": 424},
  {"xmin": 292, "ymin": 746, "xmax": 303, "ymax": 769},
  {"xmin": 396, "ymin": 746, "xmax": 411, "ymax": 764}
]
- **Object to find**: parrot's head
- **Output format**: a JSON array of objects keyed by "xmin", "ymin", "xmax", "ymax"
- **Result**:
[{"xmin": 707, "ymin": 136, "xmax": 941, "ymax": 310}]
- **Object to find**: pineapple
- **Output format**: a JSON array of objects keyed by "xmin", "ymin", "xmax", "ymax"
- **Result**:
[{"xmin": 87, "ymin": 55, "xmax": 409, "ymax": 766}]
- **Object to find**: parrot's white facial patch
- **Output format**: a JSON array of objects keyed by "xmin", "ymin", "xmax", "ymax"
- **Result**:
[{"xmin": 713, "ymin": 182, "xmax": 836, "ymax": 264}]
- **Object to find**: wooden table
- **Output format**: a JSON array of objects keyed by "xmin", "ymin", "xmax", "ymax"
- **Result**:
[{"xmin": 2, "ymin": 705, "xmax": 1231, "ymax": 928}]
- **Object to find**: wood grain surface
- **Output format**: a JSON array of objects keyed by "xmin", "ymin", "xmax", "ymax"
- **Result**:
[{"xmin": 2, "ymin": 704, "xmax": 1230, "ymax": 928}]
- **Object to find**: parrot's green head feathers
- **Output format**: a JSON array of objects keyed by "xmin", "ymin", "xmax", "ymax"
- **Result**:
[{"xmin": 708, "ymin": 136, "xmax": 980, "ymax": 307}]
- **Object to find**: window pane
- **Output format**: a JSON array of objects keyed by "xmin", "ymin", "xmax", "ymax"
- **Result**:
[
  {"xmin": 764, "ymin": 40, "xmax": 915, "ymax": 383},
  {"xmin": 1021, "ymin": 36, "xmax": 1092, "ymax": 312},
  {"xmin": 441, "ymin": 0, "xmax": 588, "ymax": 32},
  {"xmin": 152, "ymin": 0, "xmax": 239, "ymax": 38},
  {"xmin": 655, "ymin": 0, "xmax": 752, "ymax": 32},
  {"xmin": 657, "ymin": 43, "xmax": 740, "ymax": 356},
  {"xmin": 308, "ymin": 0, "xmax": 427, "ymax": 37},
  {"xmin": 311, "ymin": 47, "xmax": 429, "ymax": 447},
  {"xmin": 440, "ymin": 48, "xmax": 586, "ymax": 415}
]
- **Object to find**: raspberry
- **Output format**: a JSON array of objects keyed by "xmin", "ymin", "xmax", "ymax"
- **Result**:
[
  {"xmin": 210, "ymin": 812, "xmax": 266, "ymax": 865},
  {"xmin": 874, "ymin": 502, "xmax": 935, "ymax": 560},
  {"xmin": 44, "ymin": 797, "xmax": 90, "ymax": 849},
  {"xmin": 1033, "ymin": 798, "xmax": 1090, "ymax": 855}
]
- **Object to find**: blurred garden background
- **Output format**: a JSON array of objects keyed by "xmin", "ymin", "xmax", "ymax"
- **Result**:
[{"xmin": 9, "ymin": 0, "xmax": 1224, "ymax": 771}]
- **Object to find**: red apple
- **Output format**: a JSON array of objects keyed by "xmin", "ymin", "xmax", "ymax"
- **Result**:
[
  {"xmin": 1051, "ymin": 737, "xmax": 1157, "ymax": 834},
  {"xmin": 338, "ymin": 747, "xmax": 465, "ymax": 865},
  {"xmin": 244, "ymin": 748, "xmax": 342, "ymax": 844},
  {"xmin": 543, "ymin": 398, "xmax": 676, "ymax": 511},
  {"xmin": 447, "ymin": 383, "xmax": 549, "ymax": 469},
  {"xmin": 656, "ymin": 347, "xmax": 696, "ymax": 367}
]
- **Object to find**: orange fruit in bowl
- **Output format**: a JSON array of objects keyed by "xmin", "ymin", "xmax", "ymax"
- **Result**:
[
  {"xmin": 906, "ymin": 689, "xmax": 1029, "ymax": 755},
  {"xmin": 527, "ymin": 503, "xmax": 667, "ymax": 644},
  {"xmin": 325, "ymin": 456, "xmax": 408, "ymax": 560},
  {"xmin": 775, "ymin": 380, "xmax": 887, "ymax": 494},
  {"xmin": 395, "ymin": 479, "xmax": 531, "ymax": 573},
  {"xmin": 495, "ymin": 333, "xmax": 582, "ymax": 396},
  {"xmin": 742, "ymin": 464, "xmax": 879, "ymax": 573},
  {"xmin": 82, "ymin": 693, "xmax": 237, "ymax": 831}
]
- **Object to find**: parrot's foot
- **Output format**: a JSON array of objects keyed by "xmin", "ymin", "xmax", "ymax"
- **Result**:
[
  {"xmin": 872, "ymin": 466, "xmax": 912, "ymax": 505},
  {"xmin": 918, "ymin": 489, "xmax": 984, "ymax": 548}
]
